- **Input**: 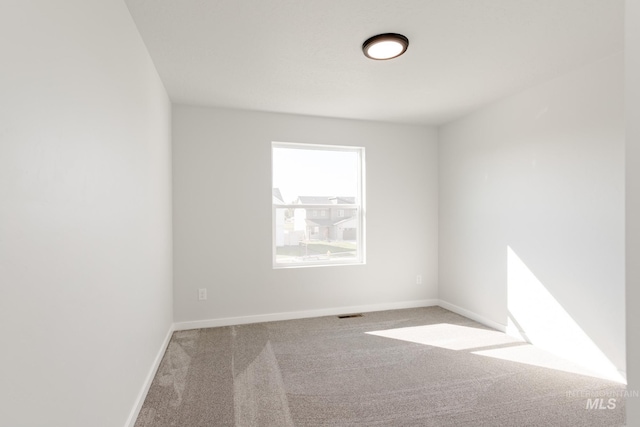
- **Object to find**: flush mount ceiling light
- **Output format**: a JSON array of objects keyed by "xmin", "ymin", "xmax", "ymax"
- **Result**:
[{"xmin": 362, "ymin": 33, "xmax": 409, "ymax": 60}]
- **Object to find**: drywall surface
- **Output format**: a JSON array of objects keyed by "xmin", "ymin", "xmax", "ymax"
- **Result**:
[
  {"xmin": 0, "ymin": 2, "xmax": 173, "ymax": 426},
  {"xmin": 627, "ymin": 0, "xmax": 640, "ymax": 421},
  {"xmin": 439, "ymin": 53, "xmax": 625, "ymax": 378},
  {"xmin": 172, "ymin": 106, "xmax": 438, "ymax": 322}
]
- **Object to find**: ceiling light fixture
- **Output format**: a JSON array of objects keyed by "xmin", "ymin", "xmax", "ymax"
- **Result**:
[{"xmin": 362, "ymin": 33, "xmax": 409, "ymax": 60}]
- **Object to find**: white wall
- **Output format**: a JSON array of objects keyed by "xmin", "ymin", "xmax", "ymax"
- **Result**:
[
  {"xmin": 172, "ymin": 106, "xmax": 438, "ymax": 324},
  {"xmin": 626, "ymin": 0, "xmax": 640, "ymax": 422},
  {"xmin": 0, "ymin": 2, "xmax": 173, "ymax": 426},
  {"xmin": 438, "ymin": 53, "xmax": 625, "ymax": 379}
]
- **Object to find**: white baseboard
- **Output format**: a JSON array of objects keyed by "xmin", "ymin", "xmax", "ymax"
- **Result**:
[
  {"xmin": 439, "ymin": 300, "xmax": 627, "ymax": 384},
  {"xmin": 437, "ymin": 299, "xmax": 507, "ymax": 332},
  {"xmin": 174, "ymin": 299, "xmax": 439, "ymax": 331},
  {"xmin": 125, "ymin": 324, "xmax": 175, "ymax": 427},
  {"xmin": 126, "ymin": 299, "xmax": 629, "ymax": 427}
]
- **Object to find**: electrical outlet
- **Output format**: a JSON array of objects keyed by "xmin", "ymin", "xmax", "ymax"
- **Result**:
[
  {"xmin": 416, "ymin": 275, "xmax": 422, "ymax": 285},
  {"xmin": 198, "ymin": 288, "xmax": 207, "ymax": 301}
]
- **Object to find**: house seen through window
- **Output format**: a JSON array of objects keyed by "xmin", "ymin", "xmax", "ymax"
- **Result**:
[{"xmin": 272, "ymin": 142, "xmax": 365, "ymax": 267}]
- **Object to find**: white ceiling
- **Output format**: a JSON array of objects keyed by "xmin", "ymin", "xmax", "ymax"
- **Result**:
[{"xmin": 124, "ymin": 0, "xmax": 623, "ymax": 126}]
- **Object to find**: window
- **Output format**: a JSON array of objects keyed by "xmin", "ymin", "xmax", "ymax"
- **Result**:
[{"xmin": 272, "ymin": 142, "xmax": 365, "ymax": 268}]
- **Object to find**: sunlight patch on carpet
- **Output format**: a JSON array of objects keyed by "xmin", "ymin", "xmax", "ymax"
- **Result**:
[{"xmin": 366, "ymin": 323, "xmax": 521, "ymax": 351}]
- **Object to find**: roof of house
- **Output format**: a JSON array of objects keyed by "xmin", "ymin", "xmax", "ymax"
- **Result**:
[
  {"xmin": 272, "ymin": 188, "xmax": 284, "ymax": 204},
  {"xmin": 329, "ymin": 196, "xmax": 355, "ymax": 204},
  {"xmin": 296, "ymin": 196, "xmax": 332, "ymax": 204},
  {"xmin": 306, "ymin": 215, "xmax": 357, "ymax": 227},
  {"xmin": 305, "ymin": 218, "xmax": 336, "ymax": 227},
  {"xmin": 334, "ymin": 216, "xmax": 357, "ymax": 226},
  {"xmin": 296, "ymin": 196, "xmax": 355, "ymax": 205}
]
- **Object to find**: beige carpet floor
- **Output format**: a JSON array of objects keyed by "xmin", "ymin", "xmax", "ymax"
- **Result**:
[{"xmin": 135, "ymin": 307, "xmax": 626, "ymax": 426}]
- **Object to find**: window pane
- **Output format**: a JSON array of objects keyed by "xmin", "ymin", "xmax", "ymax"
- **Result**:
[
  {"xmin": 274, "ymin": 207, "xmax": 359, "ymax": 265},
  {"xmin": 272, "ymin": 146, "xmax": 359, "ymax": 204},
  {"xmin": 272, "ymin": 142, "xmax": 364, "ymax": 268}
]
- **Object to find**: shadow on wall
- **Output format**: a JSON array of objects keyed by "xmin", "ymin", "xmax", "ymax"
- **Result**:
[{"xmin": 506, "ymin": 246, "xmax": 623, "ymax": 383}]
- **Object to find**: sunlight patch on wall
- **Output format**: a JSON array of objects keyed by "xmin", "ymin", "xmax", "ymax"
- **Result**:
[{"xmin": 506, "ymin": 246, "xmax": 624, "ymax": 383}]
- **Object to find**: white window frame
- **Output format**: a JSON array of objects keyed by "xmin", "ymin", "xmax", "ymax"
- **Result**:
[{"xmin": 272, "ymin": 141, "xmax": 366, "ymax": 268}]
